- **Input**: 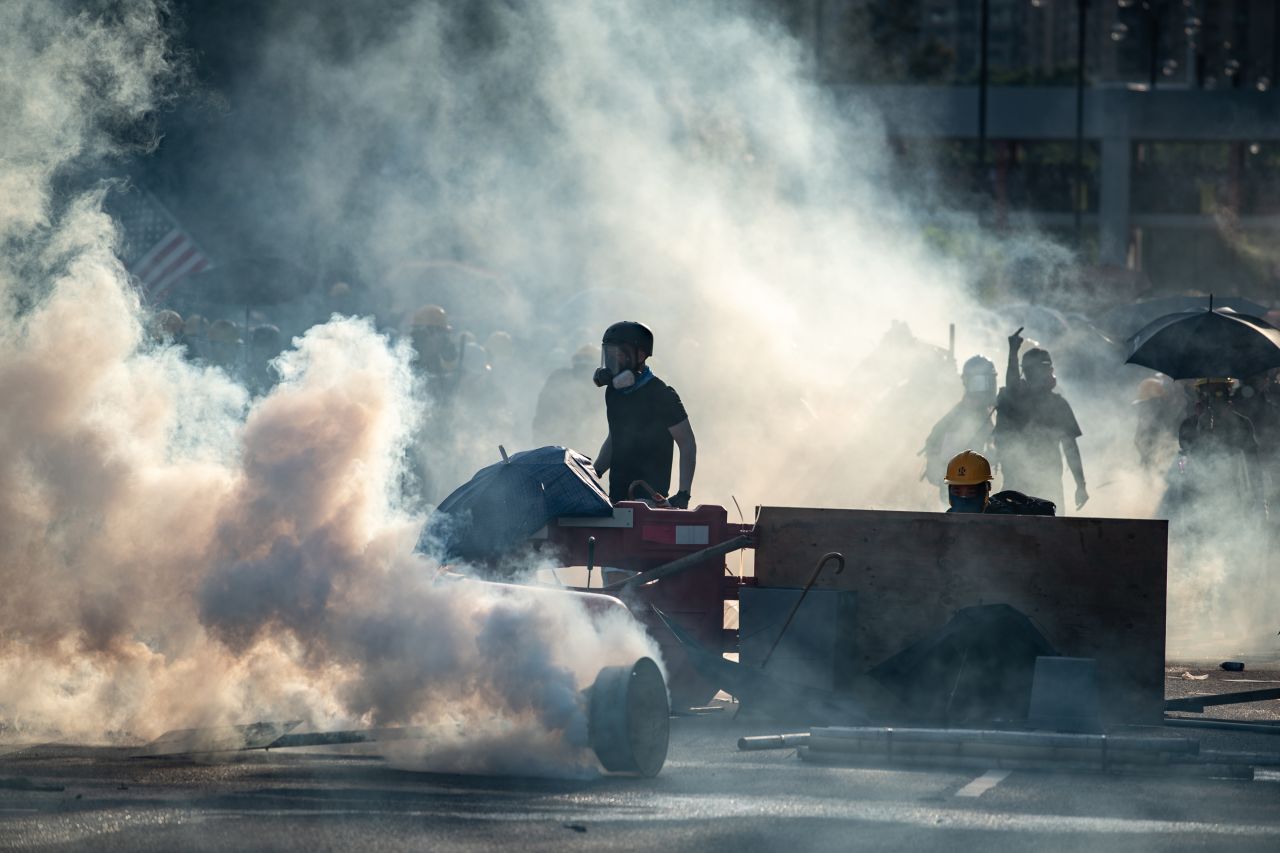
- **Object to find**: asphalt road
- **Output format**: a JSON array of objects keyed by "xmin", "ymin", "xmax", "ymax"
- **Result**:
[{"xmin": 3, "ymin": 704, "xmax": 1280, "ymax": 853}]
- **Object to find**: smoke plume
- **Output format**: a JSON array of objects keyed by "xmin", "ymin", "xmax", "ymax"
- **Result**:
[
  {"xmin": 0, "ymin": 0, "xmax": 659, "ymax": 777},
  {"xmin": 2, "ymin": 0, "xmax": 1275, "ymax": 764}
]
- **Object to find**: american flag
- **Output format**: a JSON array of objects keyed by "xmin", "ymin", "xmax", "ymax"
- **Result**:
[{"xmin": 110, "ymin": 188, "xmax": 211, "ymax": 303}]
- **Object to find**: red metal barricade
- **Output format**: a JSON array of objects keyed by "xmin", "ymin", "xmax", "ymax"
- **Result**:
[{"xmin": 540, "ymin": 501, "xmax": 754, "ymax": 707}]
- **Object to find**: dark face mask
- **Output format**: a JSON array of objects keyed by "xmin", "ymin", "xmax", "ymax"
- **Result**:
[
  {"xmin": 949, "ymin": 494, "xmax": 988, "ymax": 514},
  {"xmin": 1024, "ymin": 365, "xmax": 1056, "ymax": 391}
]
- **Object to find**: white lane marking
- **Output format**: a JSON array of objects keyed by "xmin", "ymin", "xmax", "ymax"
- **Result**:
[
  {"xmin": 1257, "ymin": 769, "xmax": 1280, "ymax": 783},
  {"xmin": 955, "ymin": 769, "xmax": 1012, "ymax": 798}
]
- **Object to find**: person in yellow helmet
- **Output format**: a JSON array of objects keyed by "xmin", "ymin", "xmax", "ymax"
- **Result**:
[
  {"xmin": 945, "ymin": 450, "xmax": 1057, "ymax": 515},
  {"xmin": 944, "ymin": 450, "xmax": 995, "ymax": 513}
]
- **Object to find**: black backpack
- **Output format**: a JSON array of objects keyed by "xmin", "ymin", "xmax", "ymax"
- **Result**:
[{"xmin": 986, "ymin": 490, "xmax": 1056, "ymax": 516}]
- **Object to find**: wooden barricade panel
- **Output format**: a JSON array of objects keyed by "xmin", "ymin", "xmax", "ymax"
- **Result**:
[{"xmin": 753, "ymin": 507, "xmax": 1168, "ymax": 724}]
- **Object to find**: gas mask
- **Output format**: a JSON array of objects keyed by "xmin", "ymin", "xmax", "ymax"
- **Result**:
[
  {"xmin": 1023, "ymin": 363, "xmax": 1056, "ymax": 392},
  {"xmin": 593, "ymin": 344, "xmax": 637, "ymax": 389},
  {"xmin": 949, "ymin": 494, "xmax": 988, "ymax": 514}
]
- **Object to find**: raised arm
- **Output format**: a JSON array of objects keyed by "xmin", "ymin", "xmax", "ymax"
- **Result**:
[{"xmin": 1005, "ymin": 326, "xmax": 1024, "ymax": 391}]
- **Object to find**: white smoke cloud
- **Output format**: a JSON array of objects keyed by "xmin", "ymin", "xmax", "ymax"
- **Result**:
[
  {"xmin": 2, "ymin": 0, "xmax": 1275, "ymax": 763},
  {"xmin": 181, "ymin": 0, "xmax": 1266, "ymax": 654},
  {"xmin": 0, "ymin": 0, "xmax": 661, "ymax": 777}
]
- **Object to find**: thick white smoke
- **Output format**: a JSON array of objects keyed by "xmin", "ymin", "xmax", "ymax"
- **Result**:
[
  {"xmin": 2, "ymin": 0, "xmax": 1274, "ymax": 764},
  {"xmin": 0, "ymin": 0, "xmax": 659, "ymax": 776},
  {"xmin": 181, "ymin": 1, "xmax": 1270, "ymax": 654}
]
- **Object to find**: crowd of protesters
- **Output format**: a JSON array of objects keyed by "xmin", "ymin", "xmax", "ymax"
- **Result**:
[{"xmin": 147, "ymin": 275, "xmax": 1279, "ymax": 540}]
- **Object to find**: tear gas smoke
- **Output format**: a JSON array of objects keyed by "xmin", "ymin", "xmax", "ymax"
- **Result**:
[
  {"xmin": 1, "ymin": 0, "xmax": 1275, "ymax": 759},
  {"xmin": 0, "ymin": 0, "xmax": 659, "ymax": 776},
  {"xmin": 169, "ymin": 1, "xmax": 1268, "ymax": 654}
]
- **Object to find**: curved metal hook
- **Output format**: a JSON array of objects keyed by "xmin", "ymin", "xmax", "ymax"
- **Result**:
[{"xmin": 815, "ymin": 551, "xmax": 845, "ymax": 580}]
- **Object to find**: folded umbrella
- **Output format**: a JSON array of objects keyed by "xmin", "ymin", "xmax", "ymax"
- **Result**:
[
  {"xmin": 419, "ymin": 446, "xmax": 612, "ymax": 561},
  {"xmin": 1125, "ymin": 304, "xmax": 1280, "ymax": 380}
]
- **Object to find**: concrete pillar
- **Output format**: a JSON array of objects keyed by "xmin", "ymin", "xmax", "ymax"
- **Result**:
[{"xmin": 1099, "ymin": 134, "xmax": 1131, "ymax": 265}]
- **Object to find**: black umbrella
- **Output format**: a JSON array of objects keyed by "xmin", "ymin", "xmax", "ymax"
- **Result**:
[
  {"xmin": 1125, "ymin": 303, "xmax": 1280, "ymax": 380},
  {"xmin": 418, "ymin": 446, "xmax": 612, "ymax": 562},
  {"xmin": 869, "ymin": 604, "xmax": 1058, "ymax": 726},
  {"xmin": 1101, "ymin": 295, "xmax": 1270, "ymax": 339}
]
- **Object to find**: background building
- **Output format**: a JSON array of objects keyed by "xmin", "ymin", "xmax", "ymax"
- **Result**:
[{"xmin": 772, "ymin": 0, "xmax": 1280, "ymax": 301}]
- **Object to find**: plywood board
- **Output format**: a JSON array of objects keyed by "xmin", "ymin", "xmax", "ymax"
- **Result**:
[{"xmin": 753, "ymin": 508, "xmax": 1168, "ymax": 724}]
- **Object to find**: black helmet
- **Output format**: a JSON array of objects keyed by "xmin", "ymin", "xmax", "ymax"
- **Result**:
[
  {"xmin": 601, "ymin": 321, "xmax": 654, "ymax": 356},
  {"xmin": 1022, "ymin": 347, "xmax": 1052, "ymax": 368}
]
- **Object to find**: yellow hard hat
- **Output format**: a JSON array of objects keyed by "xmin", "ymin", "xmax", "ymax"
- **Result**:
[
  {"xmin": 945, "ymin": 450, "xmax": 993, "ymax": 485},
  {"xmin": 411, "ymin": 304, "xmax": 449, "ymax": 329}
]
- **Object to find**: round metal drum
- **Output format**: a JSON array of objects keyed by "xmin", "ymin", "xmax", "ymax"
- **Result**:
[{"xmin": 588, "ymin": 657, "xmax": 670, "ymax": 777}]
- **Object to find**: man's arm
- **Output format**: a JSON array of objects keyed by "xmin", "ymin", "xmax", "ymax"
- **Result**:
[
  {"xmin": 1005, "ymin": 327, "xmax": 1024, "ymax": 391},
  {"xmin": 594, "ymin": 433, "xmax": 612, "ymax": 477},
  {"xmin": 668, "ymin": 418, "xmax": 696, "ymax": 498},
  {"xmin": 1062, "ymin": 436, "xmax": 1088, "ymax": 509}
]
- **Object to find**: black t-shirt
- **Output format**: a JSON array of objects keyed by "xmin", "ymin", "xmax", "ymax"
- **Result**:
[
  {"xmin": 994, "ymin": 386, "xmax": 1082, "ymax": 479},
  {"xmin": 604, "ymin": 374, "xmax": 688, "ymax": 502}
]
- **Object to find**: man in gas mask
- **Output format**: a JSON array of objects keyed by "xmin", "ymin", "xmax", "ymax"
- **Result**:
[
  {"xmin": 1171, "ymin": 378, "xmax": 1266, "ymax": 523},
  {"xmin": 923, "ymin": 354, "xmax": 999, "ymax": 507},
  {"xmin": 591, "ymin": 321, "xmax": 697, "ymax": 508},
  {"xmin": 994, "ymin": 328, "xmax": 1088, "ymax": 513}
]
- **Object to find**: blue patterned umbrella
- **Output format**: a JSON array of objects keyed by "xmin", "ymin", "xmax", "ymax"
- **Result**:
[{"xmin": 419, "ymin": 446, "xmax": 611, "ymax": 561}]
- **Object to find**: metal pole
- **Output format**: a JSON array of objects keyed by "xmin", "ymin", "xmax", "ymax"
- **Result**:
[
  {"xmin": 1147, "ymin": 3, "xmax": 1160, "ymax": 89},
  {"xmin": 1075, "ymin": 0, "xmax": 1088, "ymax": 247},
  {"xmin": 977, "ymin": 0, "xmax": 990, "ymax": 187}
]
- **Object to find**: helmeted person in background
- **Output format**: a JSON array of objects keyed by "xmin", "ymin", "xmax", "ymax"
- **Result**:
[
  {"xmin": 944, "ymin": 450, "xmax": 1057, "ymax": 516},
  {"xmin": 328, "ymin": 280, "xmax": 356, "ymax": 316},
  {"xmin": 206, "ymin": 319, "xmax": 243, "ymax": 374},
  {"xmin": 148, "ymin": 309, "xmax": 186, "ymax": 347},
  {"xmin": 403, "ymin": 304, "xmax": 465, "ymax": 508},
  {"xmin": 533, "ymin": 344, "xmax": 605, "ymax": 453},
  {"xmin": 409, "ymin": 304, "xmax": 464, "ymax": 400},
  {"xmin": 484, "ymin": 331, "xmax": 513, "ymax": 372},
  {"xmin": 1171, "ymin": 378, "xmax": 1266, "ymax": 521},
  {"xmin": 592, "ymin": 322, "xmax": 697, "ymax": 508},
  {"xmin": 1234, "ymin": 369, "xmax": 1280, "ymax": 524},
  {"xmin": 183, "ymin": 314, "xmax": 208, "ymax": 361},
  {"xmin": 1132, "ymin": 373, "xmax": 1185, "ymax": 472},
  {"xmin": 246, "ymin": 323, "xmax": 282, "ymax": 395},
  {"xmin": 994, "ymin": 328, "xmax": 1088, "ymax": 512},
  {"xmin": 923, "ymin": 355, "xmax": 998, "ymax": 505}
]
